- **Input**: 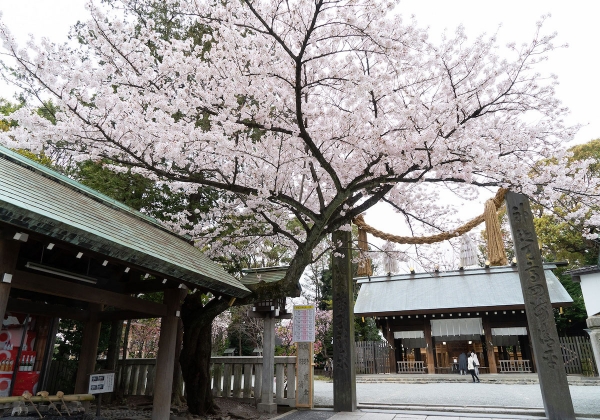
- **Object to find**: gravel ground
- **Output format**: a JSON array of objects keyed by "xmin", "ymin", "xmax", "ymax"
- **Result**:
[{"xmin": 313, "ymin": 381, "xmax": 600, "ymax": 416}]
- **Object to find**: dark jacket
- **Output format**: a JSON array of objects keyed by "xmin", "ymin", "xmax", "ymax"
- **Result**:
[{"xmin": 458, "ymin": 353, "xmax": 468, "ymax": 371}]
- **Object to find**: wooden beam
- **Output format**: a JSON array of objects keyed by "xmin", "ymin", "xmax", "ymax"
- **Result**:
[
  {"xmin": 121, "ymin": 279, "xmax": 180, "ymax": 294},
  {"xmin": 11, "ymin": 269, "xmax": 168, "ymax": 317},
  {"xmin": 96, "ymin": 310, "xmax": 160, "ymax": 322},
  {"xmin": 0, "ymin": 237, "xmax": 20, "ymax": 322},
  {"xmin": 7, "ymin": 298, "xmax": 89, "ymax": 321}
]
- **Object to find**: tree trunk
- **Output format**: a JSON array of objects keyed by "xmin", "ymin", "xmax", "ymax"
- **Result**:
[
  {"xmin": 177, "ymin": 249, "xmax": 309, "ymax": 416},
  {"xmin": 180, "ymin": 294, "xmax": 229, "ymax": 416}
]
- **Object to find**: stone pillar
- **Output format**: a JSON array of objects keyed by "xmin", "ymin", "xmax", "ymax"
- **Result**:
[
  {"xmin": 152, "ymin": 288, "xmax": 181, "ymax": 420},
  {"xmin": 587, "ymin": 316, "xmax": 600, "ymax": 377},
  {"xmin": 258, "ymin": 313, "xmax": 277, "ymax": 413},
  {"xmin": 482, "ymin": 316, "xmax": 497, "ymax": 374},
  {"xmin": 0, "ymin": 237, "xmax": 20, "ymax": 323},
  {"xmin": 74, "ymin": 303, "xmax": 103, "ymax": 394},
  {"xmin": 424, "ymin": 320, "xmax": 435, "ymax": 374},
  {"xmin": 506, "ymin": 191, "xmax": 575, "ymax": 420},
  {"xmin": 332, "ymin": 229, "xmax": 356, "ymax": 412}
]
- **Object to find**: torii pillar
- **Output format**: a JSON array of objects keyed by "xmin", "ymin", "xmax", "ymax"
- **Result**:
[
  {"xmin": 506, "ymin": 192, "xmax": 575, "ymax": 420},
  {"xmin": 332, "ymin": 229, "xmax": 356, "ymax": 412}
]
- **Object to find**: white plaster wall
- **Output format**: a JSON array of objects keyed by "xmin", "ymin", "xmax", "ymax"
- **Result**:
[{"xmin": 580, "ymin": 272, "xmax": 600, "ymax": 317}]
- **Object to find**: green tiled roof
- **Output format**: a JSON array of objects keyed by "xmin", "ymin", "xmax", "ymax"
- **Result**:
[
  {"xmin": 0, "ymin": 146, "xmax": 250, "ymax": 298},
  {"xmin": 241, "ymin": 266, "xmax": 288, "ymax": 285}
]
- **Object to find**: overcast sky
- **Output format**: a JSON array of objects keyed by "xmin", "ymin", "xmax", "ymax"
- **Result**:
[
  {"xmin": 1, "ymin": 1, "xmax": 598, "ymax": 269},
  {"xmin": 1, "ymin": 1, "xmax": 598, "ymax": 144}
]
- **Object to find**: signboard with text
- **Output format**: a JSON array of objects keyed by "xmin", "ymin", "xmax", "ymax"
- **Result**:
[
  {"xmin": 292, "ymin": 305, "xmax": 315, "ymax": 343},
  {"xmin": 296, "ymin": 342, "xmax": 314, "ymax": 408},
  {"xmin": 88, "ymin": 372, "xmax": 115, "ymax": 394}
]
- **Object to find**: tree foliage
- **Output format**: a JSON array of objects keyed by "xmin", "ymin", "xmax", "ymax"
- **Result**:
[
  {"xmin": 1, "ymin": 1, "xmax": 598, "ymax": 299},
  {"xmin": 533, "ymin": 139, "xmax": 600, "ymax": 334}
]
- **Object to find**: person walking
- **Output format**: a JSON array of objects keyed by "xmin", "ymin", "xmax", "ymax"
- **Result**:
[
  {"xmin": 471, "ymin": 351, "xmax": 480, "ymax": 376},
  {"xmin": 458, "ymin": 352, "xmax": 467, "ymax": 375},
  {"xmin": 468, "ymin": 353, "xmax": 480, "ymax": 382}
]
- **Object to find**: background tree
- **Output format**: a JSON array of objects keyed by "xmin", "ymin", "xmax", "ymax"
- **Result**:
[
  {"xmin": 534, "ymin": 139, "xmax": 600, "ymax": 334},
  {"xmin": 2, "ymin": 0, "xmax": 600, "ymax": 414},
  {"xmin": 127, "ymin": 319, "xmax": 161, "ymax": 358},
  {"xmin": 226, "ymin": 306, "xmax": 264, "ymax": 356}
]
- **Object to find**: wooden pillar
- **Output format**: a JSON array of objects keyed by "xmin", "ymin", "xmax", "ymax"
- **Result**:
[
  {"xmin": 151, "ymin": 288, "xmax": 181, "ymax": 420},
  {"xmin": 74, "ymin": 303, "xmax": 103, "ymax": 394},
  {"xmin": 506, "ymin": 191, "xmax": 575, "ymax": 420},
  {"xmin": 0, "ymin": 237, "xmax": 20, "ymax": 323},
  {"xmin": 482, "ymin": 316, "xmax": 497, "ymax": 374},
  {"xmin": 257, "ymin": 313, "xmax": 277, "ymax": 413},
  {"xmin": 332, "ymin": 229, "xmax": 356, "ymax": 412},
  {"xmin": 424, "ymin": 320, "xmax": 435, "ymax": 374},
  {"xmin": 527, "ymin": 329, "xmax": 537, "ymax": 373},
  {"xmin": 384, "ymin": 320, "xmax": 396, "ymax": 374}
]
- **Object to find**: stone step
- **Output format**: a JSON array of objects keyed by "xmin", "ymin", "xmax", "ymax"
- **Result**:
[{"xmin": 355, "ymin": 374, "xmax": 600, "ymax": 386}]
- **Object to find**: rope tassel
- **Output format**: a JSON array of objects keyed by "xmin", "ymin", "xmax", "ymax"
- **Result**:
[
  {"xmin": 356, "ymin": 225, "xmax": 373, "ymax": 276},
  {"xmin": 484, "ymin": 198, "xmax": 507, "ymax": 266}
]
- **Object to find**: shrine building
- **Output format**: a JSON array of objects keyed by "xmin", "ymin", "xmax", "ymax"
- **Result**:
[
  {"xmin": 0, "ymin": 146, "xmax": 250, "ymax": 419},
  {"xmin": 354, "ymin": 263, "xmax": 573, "ymax": 374}
]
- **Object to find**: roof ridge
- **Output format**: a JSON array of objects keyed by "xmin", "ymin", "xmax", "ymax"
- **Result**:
[
  {"xmin": 0, "ymin": 145, "xmax": 191, "ymax": 243},
  {"xmin": 356, "ymin": 262, "xmax": 561, "ymax": 283}
]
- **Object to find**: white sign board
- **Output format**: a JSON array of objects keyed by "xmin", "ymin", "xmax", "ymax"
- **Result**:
[
  {"xmin": 88, "ymin": 372, "xmax": 115, "ymax": 394},
  {"xmin": 293, "ymin": 305, "xmax": 315, "ymax": 343}
]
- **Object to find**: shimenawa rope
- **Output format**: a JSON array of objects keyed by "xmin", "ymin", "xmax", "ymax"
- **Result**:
[{"xmin": 352, "ymin": 188, "xmax": 508, "ymax": 267}]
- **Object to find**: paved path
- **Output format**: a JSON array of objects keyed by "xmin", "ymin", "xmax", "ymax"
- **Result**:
[
  {"xmin": 274, "ymin": 408, "xmax": 594, "ymax": 420},
  {"xmin": 313, "ymin": 380, "xmax": 600, "ymax": 416}
]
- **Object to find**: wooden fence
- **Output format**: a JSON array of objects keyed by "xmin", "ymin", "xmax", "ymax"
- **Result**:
[
  {"xmin": 499, "ymin": 360, "xmax": 532, "ymax": 373},
  {"xmin": 46, "ymin": 356, "xmax": 298, "ymax": 405},
  {"xmin": 116, "ymin": 358, "xmax": 157, "ymax": 396},
  {"xmin": 210, "ymin": 356, "xmax": 296, "ymax": 406},
  {"xmin": 45, "ymin": 359, "xmax": 78, "ymax": 394},
  {"xmin": 355, "ymin": 341, "xmax": 392, "ymax": 374},
  {"xmin": 559, "ymin": 336, "xmax": 598, "ymax": 376},
  {"xmin": 397, "ymin": 361, "xmax": 425, "ymax": 373}
]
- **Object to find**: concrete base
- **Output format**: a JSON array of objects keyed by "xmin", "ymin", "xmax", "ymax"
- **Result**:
[
  {"xmin": 257, "ymin": 403, "xmax": 277, "ymax": 414},
  {"xmin": 587, "ymin": 316, "xmax": 600, "ymax": 376},
  {"xmin": 587, "ymin": 315, "xmax": 600, "ymax": 328}
]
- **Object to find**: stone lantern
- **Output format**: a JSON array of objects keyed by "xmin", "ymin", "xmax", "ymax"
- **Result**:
[{"xmin": 240, "ymin": 267, "xmax": 292, "ymax": 413}]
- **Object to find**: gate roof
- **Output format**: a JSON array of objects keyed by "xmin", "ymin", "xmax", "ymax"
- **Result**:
[
  {"xmin": 354, "ymin": 264, "xmax": 572, "ymax": 316},
  {"xmin": 0, "ymin": 146, "xmax": 250, "ymax": 298}
]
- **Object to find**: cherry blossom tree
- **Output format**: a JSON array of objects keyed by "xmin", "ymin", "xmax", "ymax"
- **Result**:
[
  {"xmin": 2, "ymin": 0, "xmax": 599, "ymax": 414},
  {"xmin": 127, "ymin": 318, "xmax": 161, "ymax": 358},
  {"xmin": 275, "ymin": 309, "xmax": 332, "ymax": 357}
]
